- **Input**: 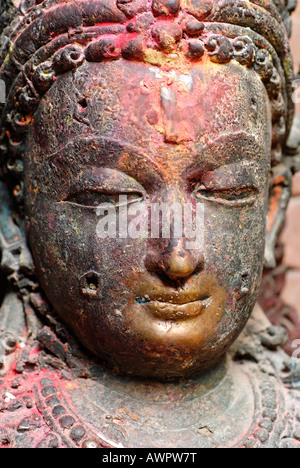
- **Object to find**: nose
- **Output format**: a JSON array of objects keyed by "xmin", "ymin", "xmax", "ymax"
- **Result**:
[
  {"xmin": 162, "ymin": 238, "xmax": 197, "ymax": 280},
  {"xmin": 145, "ymin": 186, "xmax": 205, "ymax": 282},
  {"xmin": 145, "ymin": 237, "xmax": 204, "ymax": 282}
]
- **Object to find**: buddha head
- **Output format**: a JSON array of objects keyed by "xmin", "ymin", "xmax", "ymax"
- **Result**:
[{"xmin": 0, "ymin": 0, "xmax": 297, "ymax": 378}]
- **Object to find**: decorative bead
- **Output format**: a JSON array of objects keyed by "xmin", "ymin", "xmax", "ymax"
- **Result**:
[
  {"xmin": 45, "ymin": 395, "xmax": 61, "ymax": 407},
  {"xmin": 187, "ymin": 40, "xmax": 205, "ymax": 59},
  {"xmin": 152, "ymin": 0, "xmax": 181, "ymax": 16},
  {"xmin": 244, "ymin": 439, "xmax": 260, "ymax": 448},
  {"xmin": 41, "ymin": 386, "xmax": 58, "ymax": 398},
  {"xmin": 36, "ymin": 434, "xmax": 60, "ymax": 448},
  {"xmin": 254, "ymin": 49, "xmax": 274, "ymax": 82},
  {"xmin": 70, "ymin": 425, "xmax": 86, "ymax": 443},
  {"xmin": 262, "ymin": 408, "xmax": 277, "ymax": 422},
  {"xmin": 40, "ymin": 378, "xmax": 54, "ymax": 387},
  {"xmin": 184, "ymin": 19, "xmax": 204, "ymax": 36},
  {"xmin": 59, "ymin": 415, "xmax": 75, "ymax": 429},
  {"xmin": 206, "ymin": 35, "xmax": 234, "ymax": 63},
  {"xmin": 82, "ymin": 439, "xmax": 99, "ymax": 448},
  {"xmin": 152, "ymin": 23, "xmax": 182, "ymax": 52},
  {"xmin": 261, "ymin": 389, "xmax": 276, "ymax": 399},
  {"xmin": 254, "ymin": 429, "xmax": 269, "ymax": 443},
  {"xmin": 262, "ymin": 396, "xmax": 277, "ymax": 409},
  {"xmin": 258, "ymin": 419, "xmax": 273, "ymax": 433},
  {"xmin": 52, "ymin": 405, "xmax": 67, "ymax": 418},
  {"xmin": 48, "ymin": 435, "xmax": 60, "ymax": 448},
  {"xmin": 232, "ymin": 36, "xmax": 255, "ymax": 66}
]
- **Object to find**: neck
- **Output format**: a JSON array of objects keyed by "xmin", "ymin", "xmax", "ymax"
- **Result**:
[{"xmin": 63, "ymin": 352, "xmax": 256, "ymax": 448}]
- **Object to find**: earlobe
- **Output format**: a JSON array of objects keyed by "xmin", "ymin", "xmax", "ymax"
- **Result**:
[{"xmin": 264, "ymin": 164, "xmax": 292, "ymax": 269}]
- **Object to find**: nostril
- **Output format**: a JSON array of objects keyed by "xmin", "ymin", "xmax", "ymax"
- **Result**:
[{"xmin": 80, "ymin": 271, "xmax": 101, "ymax": 297}]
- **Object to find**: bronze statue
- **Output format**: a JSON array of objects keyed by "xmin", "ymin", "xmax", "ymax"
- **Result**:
[{"xmin": 0, "ymin": 0, "xmax": 299, "ymax": 448}]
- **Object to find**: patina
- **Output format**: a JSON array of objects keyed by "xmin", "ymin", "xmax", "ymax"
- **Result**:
[{"xmin": 0, "ymin": 0, "xmax": 300, "ymax": 448}]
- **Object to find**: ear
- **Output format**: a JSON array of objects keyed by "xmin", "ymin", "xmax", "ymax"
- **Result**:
[
  {"xmin": 264, "ymin": 164, "xmax": 292, "ymax": 269},
  {"xmin": 0, "ymin": 180, "xmax": 33, "ymax": 279}
]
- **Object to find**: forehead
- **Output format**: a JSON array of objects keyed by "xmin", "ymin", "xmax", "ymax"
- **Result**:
[{"xmin": 29, "ymin": 58, "xmax": 271, "ymax": 162}]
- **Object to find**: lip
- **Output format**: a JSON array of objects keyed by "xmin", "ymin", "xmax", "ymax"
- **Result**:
[
  {"xmin": 136, "ymin": 288, "xmax": 210, "ymax": 305},
  {"xmin": 136, "ymin": 296, "xmax": 212, "ymax": 321}
]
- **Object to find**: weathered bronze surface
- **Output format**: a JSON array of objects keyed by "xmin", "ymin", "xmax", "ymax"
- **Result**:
[{"xmin": 0, "ymin": 0, "xmax": 300, "ymax": 448}]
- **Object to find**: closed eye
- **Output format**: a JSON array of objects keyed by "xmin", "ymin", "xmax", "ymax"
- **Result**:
[
  {"xmin": 193, "ymin": 184, "xmax": 259, "ymax": 206},
  {"xmin": 63, "ymin": 190, "xmax": 144, "ymax": 209}
]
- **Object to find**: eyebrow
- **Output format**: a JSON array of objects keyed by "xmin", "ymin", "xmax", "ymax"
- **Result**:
[
  {"xmin": 47, "ymin": 131, "xmax": 266, "ymax": 185},
  {"xmin": 187, "ymin": 131, "xmax": 267, "ymax": 173},
  {"xmin": 48, "ymin": 135, "xmax": 167, "ymax": 181},
  {"xmin": 201, "ymin": 131, "xmax": 265, "ymax": 159}
]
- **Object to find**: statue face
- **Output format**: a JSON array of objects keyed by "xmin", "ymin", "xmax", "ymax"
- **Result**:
[{"xmin": 24, "ymin": 58, "xmax": 271, "ymax": 378}]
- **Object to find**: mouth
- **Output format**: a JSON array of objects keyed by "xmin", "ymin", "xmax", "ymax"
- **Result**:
[{"xmin": 135, "ymin": 295, "xmax": 212, "ymax": 321}]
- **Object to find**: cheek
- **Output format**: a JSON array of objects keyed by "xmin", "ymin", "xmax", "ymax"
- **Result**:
[
  {"xmin": 27, "ymin": 199, "xmax": 148, "ymax": 303},
  {"xmin": 200, "ymin": 199, "xmax": 267, "ymax": 342},
  {"xmin": 27, "ymin": 198, "xmax": 154, "ymax": 356},
  {"xmin": 203, "ymin": 202, "xmax": 267, "ymax": 294}
]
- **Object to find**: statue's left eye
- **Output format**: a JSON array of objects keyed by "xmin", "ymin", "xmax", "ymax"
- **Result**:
[
  {"xmin": 194, "ymin": 184, "xmax": 258, "ymax": 206},
  {"xmin": 64, "ymin": 191, "xmax": 144, "ymax": 208}
]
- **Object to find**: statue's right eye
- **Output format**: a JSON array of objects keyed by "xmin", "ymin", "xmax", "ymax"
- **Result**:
[
  {"xmin": 66, "ymin": 191, "xmax": 119, "ymax": 207},
  {"xmin": 64, "ymin": 191, "xmax": 144, "ymax": 208}
]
